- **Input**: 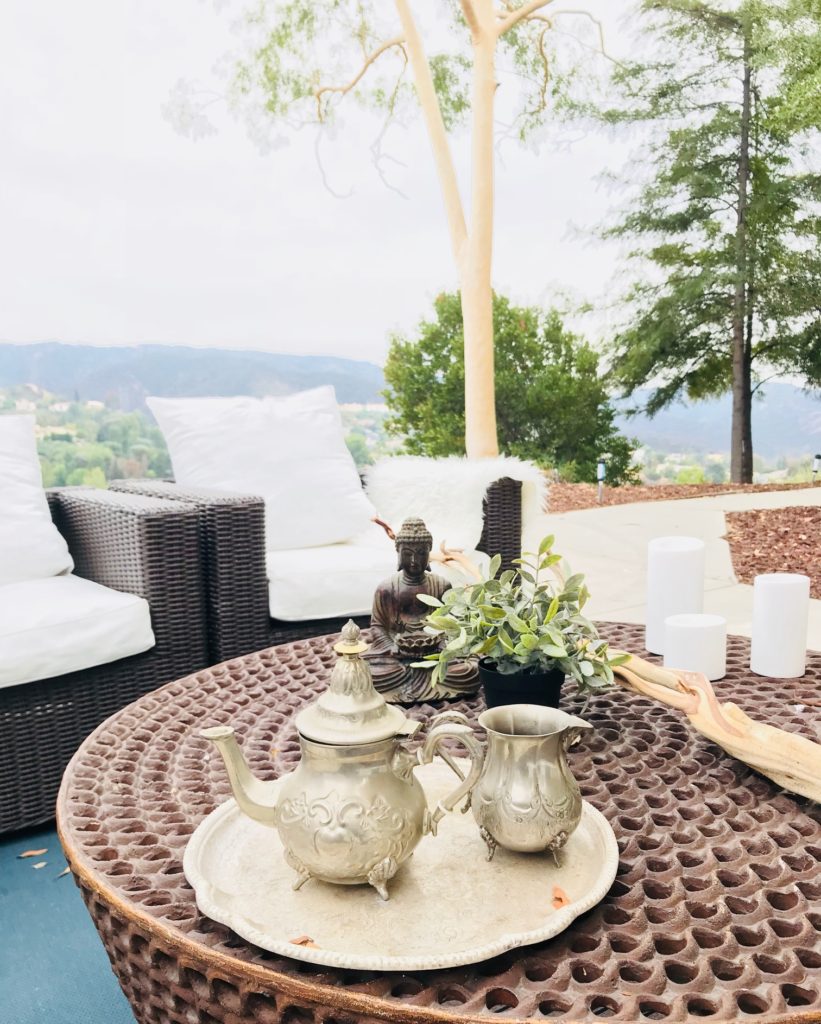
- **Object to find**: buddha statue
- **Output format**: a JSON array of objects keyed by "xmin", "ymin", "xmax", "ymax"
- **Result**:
[{"xmin": 364, "ymin": 517, "xmax": 479, "ymax": 703}]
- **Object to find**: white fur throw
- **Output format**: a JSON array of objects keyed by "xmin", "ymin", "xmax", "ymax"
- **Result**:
[{"xmin": 364, "ymin": 456, "xmax": 547, "ymax": 552}]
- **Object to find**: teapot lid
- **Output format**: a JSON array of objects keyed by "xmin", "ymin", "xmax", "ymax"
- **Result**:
[{"xmin": 295, "ymin": 621, "xmax": 418, "ymax": 744}]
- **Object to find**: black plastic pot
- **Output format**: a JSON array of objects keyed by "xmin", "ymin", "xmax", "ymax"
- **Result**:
[{"xmin": 478, "ymin": 660, "xmax": 565, "ymax": 709}]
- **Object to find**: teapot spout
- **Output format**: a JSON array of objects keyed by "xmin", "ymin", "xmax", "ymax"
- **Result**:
[{"xmin": 201, "ymin": 725, "xmax": 279, "ymax": 826}]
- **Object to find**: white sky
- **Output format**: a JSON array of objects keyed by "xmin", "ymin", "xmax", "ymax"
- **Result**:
[{"xmin": 0, "ymin": 0, "xmax": 639, "ymax": 365}]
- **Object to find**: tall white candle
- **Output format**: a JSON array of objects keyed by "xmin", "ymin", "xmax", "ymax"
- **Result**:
[
  {"xmin": 645, "ymin": 536, "xmax": 706, "ymax": 655},
  {"xmin": 664, "ymin": 613, "xmax": 727, "ymax": 680},
  {"xmin": 750, "ymin": 573, "xmax": 810, "ymax": 678}
]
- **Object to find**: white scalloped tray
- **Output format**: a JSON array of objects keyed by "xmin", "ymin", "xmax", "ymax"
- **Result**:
[{"xmin": 184, "ymin": 760, "xmax": 618, "ymax": 971}]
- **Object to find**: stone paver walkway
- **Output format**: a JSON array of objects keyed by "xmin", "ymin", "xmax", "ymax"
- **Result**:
[{"xmin": 524, "ymin": 486, "xmax": 821, "ymax": 649}]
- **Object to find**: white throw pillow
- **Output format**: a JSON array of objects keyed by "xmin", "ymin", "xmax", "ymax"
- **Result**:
[
  {"xmin": 0, "ymin": 415, "xmax": 74, "ymax": 585},
  {"xmin": 148, "ymin": 388, "xmax": 376, "ymax": 550}
]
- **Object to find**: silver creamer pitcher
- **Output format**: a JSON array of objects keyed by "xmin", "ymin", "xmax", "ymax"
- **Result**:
[
  {"xmin": 472, "ymin": 704, "xmax": 591, "ymax": 861},
  {"xmin": 201, "ymin": 621, "xmax": 484, "ymax": 900}
]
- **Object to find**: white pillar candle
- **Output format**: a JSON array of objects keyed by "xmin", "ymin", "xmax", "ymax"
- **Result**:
[
  {"xmin": 750, "ymin": 573, "xmax": 810, "ymax": 678},
  {"xmin": 664, "ymin": 613, "xmax": 727, "ymax": 680},
  {"xmin": 645, "ymin": 536, "xmax": 706, "ymax": 655}
]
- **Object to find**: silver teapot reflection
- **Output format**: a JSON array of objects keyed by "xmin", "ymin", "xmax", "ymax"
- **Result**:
[
  {"xmin": 471, "ymin": 704, "xmax": 591, "ymax": 862},
  {"xmin": 201, "ymin": 622, "xmax": 484, "ymax": 900}
]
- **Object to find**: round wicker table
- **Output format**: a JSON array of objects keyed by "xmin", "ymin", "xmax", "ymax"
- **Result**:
[{"xmin": 57, "ymin": 624, "xmax": 821, "ymax": 1024}]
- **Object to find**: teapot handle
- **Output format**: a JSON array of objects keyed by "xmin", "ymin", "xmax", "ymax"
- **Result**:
[{"xmin": 416, "ymin": 720, "xmax": 484, "ymax": 834}]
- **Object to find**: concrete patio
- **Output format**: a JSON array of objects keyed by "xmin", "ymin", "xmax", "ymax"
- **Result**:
[{"xmin": 525, "ymin": 487, "xmax": 821, "ymax": 649}]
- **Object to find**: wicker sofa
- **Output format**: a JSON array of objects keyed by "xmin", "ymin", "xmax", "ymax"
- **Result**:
[
  {"xmin": 0, "ymin": 488, "xmax": 209, "ymax": 834},
  {"xmin": 110, "ymin": 477, "xmax": 524, "ymax": 664}
]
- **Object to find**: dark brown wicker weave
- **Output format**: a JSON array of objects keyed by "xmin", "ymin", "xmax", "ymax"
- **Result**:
[
  {"xmin": 110, "ymin": 476, "xmax": 524, "ymax": 663},
  {"xmin": 58, "ymin": 624, "xmax": 821, "ymax": 1023},
  {"xmin": 0, "ymin": 488, "xmax": 209, "ymax": 835}
]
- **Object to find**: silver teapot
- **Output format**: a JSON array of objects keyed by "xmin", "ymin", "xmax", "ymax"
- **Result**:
[{"xmin": 202, "ymin": 621, "xmax": 484, "ymax": 899}]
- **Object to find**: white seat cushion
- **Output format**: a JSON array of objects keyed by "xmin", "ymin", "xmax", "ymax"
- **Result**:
[
  {"xmin": 266, "ymin": 525, "xmax": 489, "ymax": 622},
  {"xmin": 0, "ymin": 415, "xmax": 73, "ymax": 585},
  {"xmin": 147, "ymin": 388, "xmax": 376, "ymax": 550},
  {"xmin": 0, "ymin": 575, "xmax": 155, "ymax": 689}
]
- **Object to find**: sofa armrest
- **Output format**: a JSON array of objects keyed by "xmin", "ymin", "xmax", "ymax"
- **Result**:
[
  {"xmin": 109, "ymin": 479, "xmax": 270, "ymax": 663},
  {"xmin": 49, "ymin": 488, "xmax": 209, "ymax": 674},
  {"xmin": 478, "ymin": 477, "xmax": 523, "ymax": 572}
]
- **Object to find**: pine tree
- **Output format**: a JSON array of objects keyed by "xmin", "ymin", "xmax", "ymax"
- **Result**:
[{"xmin": 599, "ymin": 0, "xmax": 820, "ymax": 482}]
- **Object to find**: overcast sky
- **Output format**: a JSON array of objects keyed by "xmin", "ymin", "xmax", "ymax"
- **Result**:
[{"xmin": 0, "ymin": 0, "xmax": 639, "ymax": 366}]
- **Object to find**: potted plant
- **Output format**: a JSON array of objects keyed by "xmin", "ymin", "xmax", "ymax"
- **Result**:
[{"xmin": 416, "ymin": 536, "xmax": 622, "ymax": 708}]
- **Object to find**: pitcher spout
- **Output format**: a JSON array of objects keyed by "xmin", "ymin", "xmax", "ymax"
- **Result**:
[{"xmin": 201, "ymin": 725, "xmax": 279, "ymax": 826}]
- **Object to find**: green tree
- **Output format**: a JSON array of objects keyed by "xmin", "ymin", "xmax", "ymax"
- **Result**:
[
  {"xmin": 676, "ymin": 466, "xmax": 707, "ymax": 484},
  {"xmin": 383, "ymin": 292, "xmax": 638, "ymax": 483},
  {"xmin": 345, "ymin": 433, "xmax": 372, "ymax": 468},
  {"xmin": 775, "ymin": 0, "xmax": 821, "ymax": 133},
  {"xmin": 705, "ymin": 461, "xmax": 728, "ymax": 483},
  {"xmin": 596, "ymin": 0, "xmax": 821, "ymax": 483}
]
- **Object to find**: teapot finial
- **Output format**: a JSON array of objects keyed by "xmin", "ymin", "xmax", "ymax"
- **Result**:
[
  {"xmin": 295, "ymin": 623, "xmax": 417, "ymax": 745},
  {"xmin": 334, "ymin": 619, "xmax": 369, "ymax": 657}
]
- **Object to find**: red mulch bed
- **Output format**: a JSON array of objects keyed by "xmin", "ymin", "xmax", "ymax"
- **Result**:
[
  {"xmin": 547, "ymin": 481, "xmax": 814, "ymax": 514},
  {"xmin": 726, "ymin": 506, "xmax": 820, "ymax": 599}
]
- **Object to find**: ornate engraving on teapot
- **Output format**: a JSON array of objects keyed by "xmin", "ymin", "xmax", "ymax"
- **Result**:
[{"xmin": 275, "ymin": 790, "xmax": 421, "ymax": 899}]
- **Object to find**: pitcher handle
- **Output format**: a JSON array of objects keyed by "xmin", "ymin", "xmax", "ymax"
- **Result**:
[
  {"xmin": 417, "ymin": 722, "xmax": 484, "ymax": 834},
  {"xmin": 562, "ymin": 714, "xmax": 593, "ymax": 750}
]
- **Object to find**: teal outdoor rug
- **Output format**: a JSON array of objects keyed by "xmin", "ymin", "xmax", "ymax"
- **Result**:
[{"xmin": 0, "ymin": 823, "xmax": 134, "ymax": 1024}]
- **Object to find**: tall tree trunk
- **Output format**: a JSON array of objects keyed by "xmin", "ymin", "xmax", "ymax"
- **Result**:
[
  {"xmin": 461, "ymin": 18, "xmax": 499, "ymax": 458},
  {"xmin": 394, "ymin": 0, "xmax": 499, "ymax": 459},
  {"xmin": 731, "ymin": 35, "xmax": 753, "ymax": 484}
]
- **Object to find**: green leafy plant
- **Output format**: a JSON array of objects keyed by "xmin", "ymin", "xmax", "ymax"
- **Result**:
[{"xmin": 416, "ymin": 536, "xmax": 624, "ymax": 695}]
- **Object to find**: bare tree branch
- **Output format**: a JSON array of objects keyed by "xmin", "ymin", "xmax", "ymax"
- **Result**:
[
  {"xmin": 460, "ymin": 0, "xmax": 483, "ymax": 38},
  {"xmin": 369, "ymin": 49, "xmax": 411, "ymax": 198},
  {"xmin": 496, "ymin": 0, "xmax": 557, "ymax": 36},
  {"xmin": 314, "ymin": 36, "xmax": 407, "ymax": 122},
  {"xmin": 313, "ymin": 131, "xmax": 354, "ymax": 199},
  {"xmin": 527, "ymin": 20, "xmax": 552, "ymax": 117},
  {"xmin": 548, "ymin": 9, "xmax": 617, "ymax": 64},
  {"xmin": 393, "ymin": 0, "xmax": 469, "ymax": 263},
  {"xmin": 525, "ymin": 9, "xmax": 621, "ymax": 66},
  {"xmin": 750, "ymin": 372, "xmax": 780, "ymax": 395}
]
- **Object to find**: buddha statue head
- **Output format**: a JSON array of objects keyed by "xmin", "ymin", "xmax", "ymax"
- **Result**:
[{"xmin": 395, "ymin": 517, "xmax": 433, "ymax": 583}]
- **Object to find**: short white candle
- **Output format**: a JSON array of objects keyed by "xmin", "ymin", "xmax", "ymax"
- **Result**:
[
  {"xmin": 664, "ymin": 613, "xmax": 727, "ymax": 680},
  {"xmin": 750, "ymin": 573, "xmax": 810, "ymax": 678},
  {"xmin": 645, "ymin": 537, "xmax": 706, "ymax": 655}
]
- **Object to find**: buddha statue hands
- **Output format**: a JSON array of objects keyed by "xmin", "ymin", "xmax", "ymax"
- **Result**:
[{"xmin": 364, "ymin": 517, "xmax": 479, "ymax": 704}]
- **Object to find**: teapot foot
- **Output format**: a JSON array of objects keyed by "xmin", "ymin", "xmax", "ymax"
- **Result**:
[
  {"xmin": 368, "ymin": 856, "xmax": 398, "ymax": 901},
  {"xmin": 285, "ymin": 851, "xmax": 312, "ymax": 891},
  {"xmin": 480, "ymin": 827, "xmax": 498, "ymax": 862},
  {"xmin": 548, "ymin": 830, "xmax": 569, "ymax": 868}
]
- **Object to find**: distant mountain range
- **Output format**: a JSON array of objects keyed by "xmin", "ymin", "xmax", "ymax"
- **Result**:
[
  {"xmin": 1, "ymin": 342, "xmax": 818, "ymax": 457},
  {"xmin": 0, "ymin": 342, "xmax": 385, "ymax": 406},
  {"xmin": 615, "ymin": 384, "xmax": 821, "ymax": 458}
]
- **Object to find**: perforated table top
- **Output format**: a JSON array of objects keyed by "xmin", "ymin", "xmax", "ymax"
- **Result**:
[{"xmin": 58, "ymin": 624, "xmax": 821, "ymax": 1023}]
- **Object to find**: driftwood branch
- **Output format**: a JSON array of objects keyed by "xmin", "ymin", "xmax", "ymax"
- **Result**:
[
  {"xmin": 611, "ymin": 652, "xmax": 821, "ymax": 803},
  {"xmin": 430, "ymin": 542, "xmax": 483, "ymax": 581}
]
